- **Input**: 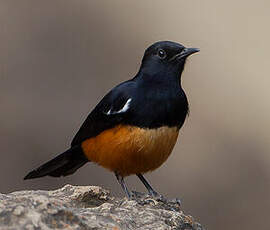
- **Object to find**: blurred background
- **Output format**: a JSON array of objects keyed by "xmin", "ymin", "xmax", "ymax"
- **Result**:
[{"xmin": 1, "ymin": 1, "xmax": 270, "ymax": 229}]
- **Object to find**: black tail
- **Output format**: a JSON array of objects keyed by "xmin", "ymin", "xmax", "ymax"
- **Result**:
[{"xmin": 24, "ymin": 145, "xmax": 88, "ymax": 180}]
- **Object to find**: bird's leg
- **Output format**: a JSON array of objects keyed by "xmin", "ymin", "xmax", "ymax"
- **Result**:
[
  {"xmin": 115, "ymin": 172, "xmax": 131, "ymax": 198},
  {"xmin": 136, "ymin": 173, "xmax": 159, "ymax": 197}
]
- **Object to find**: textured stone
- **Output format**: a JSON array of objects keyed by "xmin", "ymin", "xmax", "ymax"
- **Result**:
[{"xmin": 0, "ymin": 184, "xmax": 204, "ymax": 230}]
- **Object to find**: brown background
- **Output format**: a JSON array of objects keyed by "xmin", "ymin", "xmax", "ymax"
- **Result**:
[{"xmin": 1, "ymin": 1, "xmax": 270, "ymax": 229}]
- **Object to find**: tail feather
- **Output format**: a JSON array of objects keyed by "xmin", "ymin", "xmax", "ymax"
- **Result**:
[{"xmin": 24, "ymin": 145, "xmax": 88, "ymax": 180}]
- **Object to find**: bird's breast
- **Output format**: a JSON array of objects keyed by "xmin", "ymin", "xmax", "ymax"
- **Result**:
[{"xmin": 81, "ymin": 125, "xmax": 179, "ymax": 176}]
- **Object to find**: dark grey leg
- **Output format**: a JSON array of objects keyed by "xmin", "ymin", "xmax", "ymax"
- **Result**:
[
  {"xmin": 136, "ymin": 173, "xmax": 159, "ymax": 196},
  {"xmin": 115, "ymin": 172, "xmax": 131, "ymax": 198}
]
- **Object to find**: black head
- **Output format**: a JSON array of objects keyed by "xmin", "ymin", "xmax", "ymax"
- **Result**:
[{"xmin": 140, "ymin": 41, "xmax": 199, "ymax": 79}]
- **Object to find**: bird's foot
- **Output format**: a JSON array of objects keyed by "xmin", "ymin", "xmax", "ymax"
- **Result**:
[
  {"xmin": 130, "ymin": 191, "xmax": 182, "ymax": 211},
  {"xmin": 148, "ymin": 189, "xmax": 160, "ymax": 198}
]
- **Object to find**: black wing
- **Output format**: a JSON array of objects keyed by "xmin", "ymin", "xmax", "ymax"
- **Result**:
[{"xmin": 71, "ymin": 81, "xmax": 135, "ymax": 147}]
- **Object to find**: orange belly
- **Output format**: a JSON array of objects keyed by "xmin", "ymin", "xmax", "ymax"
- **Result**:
[{"xmin": 81, "ymin": 125, "xmax": 179, "ymax": 176}]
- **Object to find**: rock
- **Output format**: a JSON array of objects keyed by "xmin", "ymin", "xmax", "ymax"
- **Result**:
[{"xmin": 0, "ymin": 184, "xmax": 204, "ymax": 230}]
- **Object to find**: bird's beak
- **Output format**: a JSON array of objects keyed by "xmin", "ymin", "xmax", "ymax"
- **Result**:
[{"xmin": 178, "ymin": 47, "xmax": 200, "ymax": 59}]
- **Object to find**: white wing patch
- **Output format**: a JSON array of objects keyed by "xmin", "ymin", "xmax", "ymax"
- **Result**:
[{"xmin": 106, "ymin": 98, "xmax": 132, "ymax": 115}]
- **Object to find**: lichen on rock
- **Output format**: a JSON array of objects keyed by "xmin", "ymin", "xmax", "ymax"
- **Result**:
[{"xmin": 0, "ymin": 184, "xmax": 204, "ymax": 230}]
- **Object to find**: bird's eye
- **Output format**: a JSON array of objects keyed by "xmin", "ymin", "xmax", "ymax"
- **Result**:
[{"xmin": 157, "ymin": 49, "xmax": 166, "ymax": 59}]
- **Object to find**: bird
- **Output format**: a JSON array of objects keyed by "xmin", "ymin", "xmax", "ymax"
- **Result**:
[{"xmin": 24, "ymin": 41, "xmax": 199, "ymax": 198}]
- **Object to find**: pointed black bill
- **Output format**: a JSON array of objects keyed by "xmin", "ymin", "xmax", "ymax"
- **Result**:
[{"xmin": 178, "ymin": 47, "xmax": 200, "ymax": 59}]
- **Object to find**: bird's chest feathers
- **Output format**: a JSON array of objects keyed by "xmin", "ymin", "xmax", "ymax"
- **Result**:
[
  {"xmin": 81, "ymin": 125, "xmax": 179, "ymax": 176},
  {"xmin": 132, "ymin": 88, "xmax": 188, "ymax": 128}
]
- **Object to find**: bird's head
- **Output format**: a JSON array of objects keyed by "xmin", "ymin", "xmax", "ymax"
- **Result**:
[{"xmin": 140, "ymin": 41, "xmax": 199, "ymax": 79}]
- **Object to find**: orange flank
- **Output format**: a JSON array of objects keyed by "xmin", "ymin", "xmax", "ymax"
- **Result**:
[{"xmin": 81, "ymin": 125, "xmax": 179, "ymax": 176}]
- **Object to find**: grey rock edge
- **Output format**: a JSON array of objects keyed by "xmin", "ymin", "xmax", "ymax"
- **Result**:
[{"xmin": 0, "ymin": 184, "xmax": 204, "ymax": 230}]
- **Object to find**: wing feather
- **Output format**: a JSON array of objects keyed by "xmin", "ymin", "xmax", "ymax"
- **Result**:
[{"xmin": 71, "ymin": 81, "xmax": 134, "ymax": 147}]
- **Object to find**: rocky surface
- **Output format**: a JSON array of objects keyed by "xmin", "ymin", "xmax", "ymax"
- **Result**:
[{"xmin": 0, "ymin": 184, "xmax": 204, "ymax": 230}]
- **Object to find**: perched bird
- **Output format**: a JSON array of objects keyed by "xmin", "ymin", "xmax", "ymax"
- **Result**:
[{"xmin": 24, "ymin": 41, "xmax": 199, "ymax": 198}]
